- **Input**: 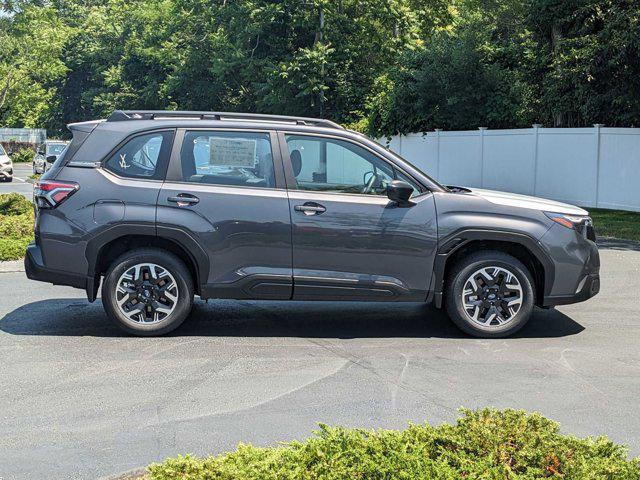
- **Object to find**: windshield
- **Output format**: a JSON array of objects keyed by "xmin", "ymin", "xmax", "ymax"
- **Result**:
[
  {"xmin": 372, "ymin": 138, "xmax": 450, "ymax": 192},
  {"xmin": 46, "ymin": 143, "xmax": 66, "ymax": 156},
  {"xmin": 0, "ymin": 144, "xmax": 5, "ymax": 156}
]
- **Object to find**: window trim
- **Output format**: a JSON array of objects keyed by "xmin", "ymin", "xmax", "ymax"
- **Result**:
[
  {"xmin": 101, "ymin": 128, "xmax": 176, "ymax": 182},
  {"xmin": 278, "ymin": 131, "xmax": 429, "ymax": 199},
  {"xmin": 165, "ymin": 128, "xmax": 287, "ymax": 190}
]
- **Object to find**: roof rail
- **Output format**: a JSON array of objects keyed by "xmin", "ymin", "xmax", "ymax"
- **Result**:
[{"xmin": 107, "ymin": 110, "xmax": 344, "ymax": 130}]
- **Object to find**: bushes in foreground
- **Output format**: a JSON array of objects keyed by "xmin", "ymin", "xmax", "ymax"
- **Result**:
[
  {"xmin": 0, "ymin": 193, "xmax": 34, "ymax": 261},
  {"xmin": 147, "ymin": 409, "xmax": 640, "ymax": 480}
]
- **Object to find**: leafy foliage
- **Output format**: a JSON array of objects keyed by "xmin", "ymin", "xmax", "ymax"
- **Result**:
[
  {"xmin": 9, "ymin": 147, "xmax": 34, "ymax": 163},
  {"xmin": 147, "ymin": 409, "xmax": 640, "ymax": 480},
  {"xmin": 1, "ymin": 0, "xmax": 639, "ymax": 136},
  {"xmin": 0, "ymin": 192, "xmax": 32, "ymax": 215},
  {"xmin": 0, "ymin": 193, "xmax": 33, "ymax": 261}
]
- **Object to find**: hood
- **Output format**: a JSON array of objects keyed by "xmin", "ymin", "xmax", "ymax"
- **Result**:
[{"xmin": 466, "ymin": 187, "xmax": 588, "ymax": 216}]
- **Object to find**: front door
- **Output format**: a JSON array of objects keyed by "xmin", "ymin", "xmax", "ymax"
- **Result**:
[
  {"xmin": 157, "ymin": 129, "xmax": 292, "ymax": 299},
  {"xmin": 281, "ymin": 133, "xmax": 438, "ymax": 301}
]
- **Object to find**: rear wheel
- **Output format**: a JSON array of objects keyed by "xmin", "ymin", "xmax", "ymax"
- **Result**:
[
  {"xmin": 445, "ymin": 251, "xmax": 535, "ymax": 338},
  {"xmin": 102, "ymin": 248, "xmax": 194, "ymax": 336}
]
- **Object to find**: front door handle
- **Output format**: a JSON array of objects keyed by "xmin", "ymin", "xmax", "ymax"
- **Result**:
[
  {"xmin": 294, "ymin": 202, "xmax": 326, "ymax": 215},
  {"xmin": 168, "ymin": 194, "xmax": 199, "ymax": 206}
]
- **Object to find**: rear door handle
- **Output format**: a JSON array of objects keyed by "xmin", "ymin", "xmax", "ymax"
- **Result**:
[
  {"xmin": 168, "ymin": 194, "xmax": 199, "ymax": 206},
  {"xmin": 294, "ymin": 202, "xmax": 326, "ymax": 215}
]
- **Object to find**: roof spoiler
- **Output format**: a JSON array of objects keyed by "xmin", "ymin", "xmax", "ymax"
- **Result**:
[
  {"xmin": 67, "ymin": 120, "xmax": 103, "ymax": 133},
  {"xmin": 107, "ymin": 110, "xmax": 344, "ymax": 130}
]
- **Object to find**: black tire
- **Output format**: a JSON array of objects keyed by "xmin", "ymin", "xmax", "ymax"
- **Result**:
[
  {"xmin": 102, "ymin": 248, "xmax": 194, "ymax": 336},
  {"xmin": 444, "ymin": 251, "xmax": 535, "ymax": 338}
]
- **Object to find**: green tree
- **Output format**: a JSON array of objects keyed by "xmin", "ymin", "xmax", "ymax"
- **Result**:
[{"xmin": 0, "ymin": 5, "xmax": 70, "ymax": 127}]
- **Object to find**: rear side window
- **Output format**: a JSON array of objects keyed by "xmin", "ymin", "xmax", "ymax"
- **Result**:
[
  {"xmin": 179, "ymin": 131, "xmax": 276, "ymax": 188},
  {"xmin": 104, "ymin": 131, "xmax": 173, "ymax": 180}
]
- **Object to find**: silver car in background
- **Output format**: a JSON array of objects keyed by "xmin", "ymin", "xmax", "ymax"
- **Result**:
[
  {"xmin": 0, "ymin": 144, "xmax": 13, "ymax": 182},
  {"xmin": 33, "ymin": 140, "xmax": 68, "ymax": 174}
]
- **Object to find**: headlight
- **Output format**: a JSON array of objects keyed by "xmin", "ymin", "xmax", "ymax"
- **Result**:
[
  {"xmin": 544, "ymin": 212, "xmax": 591, "ymax": 229},
  {"xmin": 545, "ymin": 212, "xmax": 596, "ymax": 241}
]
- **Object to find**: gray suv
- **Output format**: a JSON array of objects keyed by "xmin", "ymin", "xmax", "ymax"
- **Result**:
[{"xmin": 25, "ymin": 111, "xmax": 600, "ymax": 337}]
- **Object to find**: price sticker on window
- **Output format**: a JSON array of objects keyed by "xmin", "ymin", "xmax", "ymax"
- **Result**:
[{"xmin": 209, "ymin": 137, "xmax": 257, "ymax": 168}]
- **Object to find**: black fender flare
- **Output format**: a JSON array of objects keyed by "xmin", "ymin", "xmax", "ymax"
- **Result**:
[
  {"xmin": 431, "ymin": 228, "xmax": 555, "ymax": 308},
  {"xmin": 84, "ymin": 222, "xmax": 210, "ymax": 299}
]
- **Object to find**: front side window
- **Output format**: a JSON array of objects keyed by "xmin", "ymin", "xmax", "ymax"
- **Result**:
[
  {"xmin": 104, "ymin": 132, "xmax": 171, "ymax": 179},
  {"xmin": 285, "ymin": 134, "xmax": 420, "ymax": 196},
  {"xmin": 180, "ymin": 131, "xmax": 276, "ymax": 188}
]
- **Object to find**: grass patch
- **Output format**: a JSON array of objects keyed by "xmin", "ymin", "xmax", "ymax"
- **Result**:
[
  {"xmin": 0, "ymin": 193, "xmax": 34, "ymax": 261},
  {"xmin": 145, "ymin": 409, "xmax": 640, "ymax": 480},
  {"xmin": 589, "ymin": 208, "xmax": 640, "ymax": 242}
]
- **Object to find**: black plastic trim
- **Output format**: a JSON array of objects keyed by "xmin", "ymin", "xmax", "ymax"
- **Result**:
[
  {"xmin": 431, "ymin": 229, "xmax": 556, "ymax": 308},
  {"xmin": 25, "ymin": 243, "xmax": 87, "ymax": 290},
  {"xmin": 543, "ymin": 273, "xmax": 600, "ymax": 307}
]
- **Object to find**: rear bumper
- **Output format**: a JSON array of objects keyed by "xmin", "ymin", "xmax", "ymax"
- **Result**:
[
  {"xmin": 25, "ymin": 243, "xmax": 86, "ymax": 289},
  {"xmin": 542, "ymin": 272, "xmax": 600, "ymax": 307},
  {"xmin": 25, "ymin": 243, "xmax": 99, "ymax": 301}
]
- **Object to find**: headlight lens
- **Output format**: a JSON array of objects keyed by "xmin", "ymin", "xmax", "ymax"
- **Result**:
[
  {"xmin": 545, "ymin": 212, "xmax": 596, "ymax": 241},
  {"xmin": 545, "ymin": 212, "xmax": 591, "ymax": 229}
]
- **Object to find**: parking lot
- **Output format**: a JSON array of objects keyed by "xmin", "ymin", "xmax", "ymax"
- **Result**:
[
  {"xmin": 0, "ymin": 239, "xmax": 637, "ymax": 479},
  {"xmin": 0, "ymin": 162, "xmax": 34, "ymax": 198}
]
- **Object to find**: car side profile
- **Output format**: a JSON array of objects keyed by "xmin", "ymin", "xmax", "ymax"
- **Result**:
[{"xmin": 25, "ymin": 111, "xmax": 600, "ymax": 337}]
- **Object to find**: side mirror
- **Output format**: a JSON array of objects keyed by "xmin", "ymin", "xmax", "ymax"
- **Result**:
[
  {"xmin": 386, "ymin": 180, "xmax": 415, "ymax": 207},
  {"xmin": 45, "ymin": 155, "xmax": 57, "ymax": 164}
]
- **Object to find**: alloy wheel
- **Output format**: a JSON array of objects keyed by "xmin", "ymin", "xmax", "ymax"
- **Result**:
[
  {"xmin": 461, "ymin": 266, "xmax": 523, "ymax": 327},
  {"xmin": 115, "ymin": 263, "xmax": 178, "ymax": 324}
]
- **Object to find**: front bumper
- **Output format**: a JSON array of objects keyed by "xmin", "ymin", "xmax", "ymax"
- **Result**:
[
  {"xmin": 543, "ymin": 272, "xmax": 600, "ymax": 306},
  {"xmin": 25, "ymin": 243, "xmax": 99, "ymax": 301},
  {"xmin": 0, "ymin": 164, "xmax": 12, "ymax": 178}
]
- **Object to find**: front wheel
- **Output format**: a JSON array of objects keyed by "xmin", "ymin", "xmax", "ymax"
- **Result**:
[
  {"xmin": 102, "ymin": 248, "xmax": 194, "ymax": 336},
  {"xmin": 445, "ymin": 251, "xmax": 535, "ymax": 338}
]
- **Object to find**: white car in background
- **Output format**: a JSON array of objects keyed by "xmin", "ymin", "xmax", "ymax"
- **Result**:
[
  {"xmin": 0, "ymin": 144, "xmax": 12, "ymax": 182},
  {"xmin": 33, "ymin": 140, "xmax": 68, "ymax": 174}
]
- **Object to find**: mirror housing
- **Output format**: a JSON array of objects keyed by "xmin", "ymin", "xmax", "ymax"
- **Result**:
[
  {"xmin": 387, "ymin": 180, "xmax": 415, "ymax": 207},
  {"xmin": 45, "ymin": 155, "xmax": 57, "ymax": 164}
]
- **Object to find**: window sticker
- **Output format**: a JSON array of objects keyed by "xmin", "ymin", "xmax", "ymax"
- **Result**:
[{"xmin": 209, "ymin": 137, "xmax": 256, "ymax": 168}]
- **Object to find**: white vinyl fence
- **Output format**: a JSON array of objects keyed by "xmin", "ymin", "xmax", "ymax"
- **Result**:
[{"xmin": 379, "ymin": 125, "xmax": 640, "ymax": 212}]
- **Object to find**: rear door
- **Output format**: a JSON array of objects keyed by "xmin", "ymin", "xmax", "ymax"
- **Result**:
[
  {"xmin": 157, "ymin": 128, "xmax": 293, "ymax": 299},
  {"xmin": 280, "ymin": 133, "xmax": 438, "ymax": 301}
]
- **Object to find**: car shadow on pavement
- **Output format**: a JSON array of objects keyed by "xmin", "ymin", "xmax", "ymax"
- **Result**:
[{"xmin": 0, "ymin": 298, "xmax": 584, "ymax": 339}]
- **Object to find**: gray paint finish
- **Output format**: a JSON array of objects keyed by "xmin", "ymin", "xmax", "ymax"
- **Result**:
[{"xmin": 28, "ymin": 112, "xmax": 599, "ymax": 313}]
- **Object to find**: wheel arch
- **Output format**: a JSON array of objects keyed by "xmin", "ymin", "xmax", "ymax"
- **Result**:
[
  {"xmin": 85, "ymin": 224, "xmax": 209, "ymax": 299},
  {"xmin": 432, "ymin": 229, "xmax": 554, "ymax": 308}
]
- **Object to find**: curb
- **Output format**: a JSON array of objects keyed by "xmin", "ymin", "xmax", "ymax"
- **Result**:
[{"xmin": 0, "ymin": 259, "xmax": 24, "ymax": 273}]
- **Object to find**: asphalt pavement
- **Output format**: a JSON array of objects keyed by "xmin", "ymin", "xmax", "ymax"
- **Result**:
[
  {"xmin": 0, "ymin": 162, "xmax": 34, "ymax": 198},
  {"xmin": 0, "ymin": 240, "xmax": 639, "ymax": 479}
]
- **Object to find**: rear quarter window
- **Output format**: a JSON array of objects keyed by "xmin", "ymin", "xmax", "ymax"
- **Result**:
[{"xmin": 103, "ymin": 131, "xmax": 173, "ymax": 180}]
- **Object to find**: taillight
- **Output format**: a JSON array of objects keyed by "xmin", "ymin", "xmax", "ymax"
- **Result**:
[{"xmin": 34, "ymin": 180, "xmax": 79, "ymax": 209}]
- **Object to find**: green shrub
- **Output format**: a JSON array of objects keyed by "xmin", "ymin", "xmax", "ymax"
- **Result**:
[
  {"xmin": 9, "ymin": 148, "xmax": 35, "ymax": 163},
  {"xmin": 0, "ymin": 213, "xmax": 34, "ymax": 238},
  {"xmin": 0, "ymin": 193, "xmax": 34, "ymax": 261},
  {"xmin": 147, "ymin": 409, "xmax": 640, "ymax": 480},
  {"xmin": 0, "ymin": 193, "xmax": 33, "ymax": 216},
  {"xmin": 0, "ymin": 236, "xmax": 32, "ymax": 261}
]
